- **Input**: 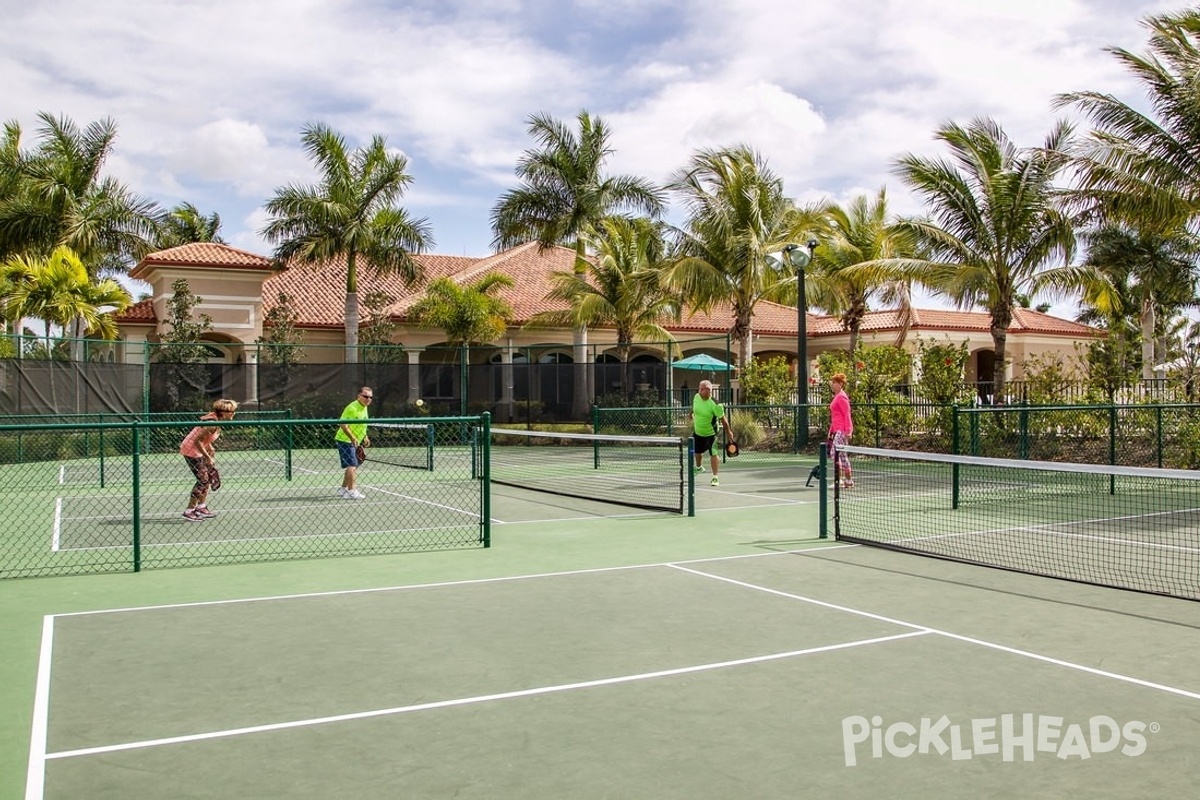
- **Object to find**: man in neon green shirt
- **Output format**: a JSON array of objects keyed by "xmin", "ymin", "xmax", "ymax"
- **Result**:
[
  {"xmin": 691, "ymin": 379, "xmax": 733, "ymax": 486},
  {"xmin": 335, "ymin": 386, "xmax": 373, "ymax": 499}
]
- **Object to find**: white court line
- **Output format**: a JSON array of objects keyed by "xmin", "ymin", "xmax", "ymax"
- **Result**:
[
  {"xmin": 51, "ymin": 498, "xmax": 62, "ymax": 552},
  {"xmin": 57, "ymin": 465, "xmax": 65, "ymax": 485},
  {"xmin": 43, "ymin": 630, "xmax": 931, "ymax": 761},
  {"xmin": 868, "ymin": 512, "xmax": 1200, "ymax": 556},
  {"xmin": 52, "ymin": 523, "xmax": 479, "ymax": 554},
  {"xmin": 363, "ymin": 483, "xmax": 481, "ymax": 520},
  {"xmin": 703, "ymin": 487, "xmax": 811, "ymax": 504},
  {"xmin": 25, "ymin": 616, "xmax": 54, "ymax": 800},
  {"xmin": 281, "ymin": 460, "xmax": 480, "ymax": 521},
  {"xmin": 670, "ymin": 564, "xmax": 1200, "ymax": 702},
  {"xmin": 53, "ymin": 546, "xmax": 856, "ymax": 618}
]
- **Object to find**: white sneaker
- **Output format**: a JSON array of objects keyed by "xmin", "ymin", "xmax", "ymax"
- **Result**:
[
  {"xmin": 346, "ymin": 489, "xmax": 366, "ymax": 499},
  {"xmin": 337, "ymin": 487, "xmax": 349, "ymax": 498}
]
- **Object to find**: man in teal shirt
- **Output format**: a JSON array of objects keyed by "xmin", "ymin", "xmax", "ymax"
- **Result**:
[
  {"xmin": 335, "ymin": 386, "xmax": 373, "ymax": 499},
  {"xmin": 691, "ymin": 379, "xmax": 733, "ymax": 486}
]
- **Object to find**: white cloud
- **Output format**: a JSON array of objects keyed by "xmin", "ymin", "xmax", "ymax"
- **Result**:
[{"xmin": 0, "ymin": 0, "xmax": 1187, "ymax": 270}]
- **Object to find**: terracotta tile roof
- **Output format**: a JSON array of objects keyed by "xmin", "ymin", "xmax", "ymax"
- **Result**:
[
  {"xmin": 120, "ymin": 241, "xmax": 1103, "ymax": 341},
  {"xmin": 129, "ymin": 243, "xmax": 274, "ymax": 279},
  {"xmin": 114, "ymin": 298, "xmax": 156, "ymax": 324},
  {"xmin": 261, "ymin": 252, "xmax": 479, "ymax": 328},
  {"xmin": 666, "ymin": 299, "xmax": 817, "ymax": 336},
  {"xmin": 389, "ymin": 242, "xmax": 581, "ymax": 324}
]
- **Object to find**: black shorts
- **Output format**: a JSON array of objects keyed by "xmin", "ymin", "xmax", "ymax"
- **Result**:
[{"xmin": 693, "ymin": 433, "xmax": 717, "ymax": 457}]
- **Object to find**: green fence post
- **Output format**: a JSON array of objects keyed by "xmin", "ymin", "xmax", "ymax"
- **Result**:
[
  {"xmin": 951, "ymin": 404, "xmax": 960, "ymax": 455},
  {"xmin": 142, "ymin": 345, "xmax": 151, "ymax": 416},
  {"xmin": 132, "ymin": 422, "xmax": 142, "ymax": 572},
  {"xmin": 1018, "ymin": 402, "xmax": 1029, "ymax": 460},
  {"xmin": 1156, "ymin": 405, "xmax": 1164, "ymax": 469},
  {"xmin": 687, "ymin": 436, "xmax": 695, "ymax": 517},
  {"xmin": 481, "ymin": 412, "xmax": 491, "ymax": 546}
]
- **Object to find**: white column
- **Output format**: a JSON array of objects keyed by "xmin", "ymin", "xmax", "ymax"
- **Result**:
[
  {"xmin": 501, "ymin": 343, "xmax": 514, "ymax": 423},
  {"xmin": 406, "ymin": 348, "xmax": 422, "ymax": 403}
]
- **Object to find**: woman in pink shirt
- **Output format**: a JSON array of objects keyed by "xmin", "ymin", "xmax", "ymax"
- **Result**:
[
  {"xmin": 827, "ymin": 373, "xmax": 854, "ymax": 488},
  {"xmin": 179, "ymin": 398, "xmax": 238, "ymax": 521}
]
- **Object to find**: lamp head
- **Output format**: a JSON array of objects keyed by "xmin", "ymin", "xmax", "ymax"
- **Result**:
[{"xmin": 782, "ymin": 244, "xmax": 812, "ymax": 269}]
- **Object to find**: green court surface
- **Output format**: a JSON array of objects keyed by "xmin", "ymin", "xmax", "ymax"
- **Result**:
[{"xmin": 3, "ymin": 458, "xmax": 1199, "ymax": 799}]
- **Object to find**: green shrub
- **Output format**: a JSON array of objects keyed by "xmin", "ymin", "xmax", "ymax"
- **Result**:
[{"xmin": 729, "ymin": 409, "xmax": 765, "ymax": 448}]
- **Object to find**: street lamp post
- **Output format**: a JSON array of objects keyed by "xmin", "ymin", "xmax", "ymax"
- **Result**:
[{"xmin": 766, "ymin": 240, "xmax": 819, "ymax": 450}]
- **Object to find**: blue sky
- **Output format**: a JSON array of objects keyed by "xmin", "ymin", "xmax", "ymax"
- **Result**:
[{"xmin": 0, "ymin": 0, "xmax": 1185, "ymax": 314}]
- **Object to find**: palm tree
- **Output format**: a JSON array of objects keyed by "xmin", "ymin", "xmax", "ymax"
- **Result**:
[
  {"xmin": 530, "ymin": 216, "xmax": 679, "ymax": 396},
  {"xmin": 1076, "ymin": 225, "xmax": 1199, "ymax": 377},
  {"xmin": 154, "ymin": 202, "xmax": 226, "ymax": 249},
  {"xmin": 408, "ymin": 273, "xmax": 516, "ymax": 347},
  {"xmin": 2, "ymin": 245, "xmax": 131, "ymax": 355},
  {"xmin": 1055, "ymin": 9, "xmax": 1200, "ymax": 231},
  {"xmin": 663, "ymin": 145, "xmax": 813, "ymax": 366},
  {"xmin": 261, "ymin": 123, "xmax": 433, "ymax": 363},
  {"xmin": 0, "ymin": 112, "xmax": 160, "ymax": 275},
  {"xmin": 491, "ymin": 111, "xmax": 666, "ymax": 414},
  {"xmin": 888, "ymin": 118, "xmax": 1082, "ymax": 401},
  {"xmin": 807, "ymin": 189, "xmax": 920, "ymax": 352}
]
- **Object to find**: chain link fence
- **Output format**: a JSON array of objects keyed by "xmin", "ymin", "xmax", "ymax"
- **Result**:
[
  {"xmin": 595, "ymin": 401, "xmax": 1200, "ymax": 471},
  {"xmin": 0, "ymin": 416, "xmax": 488, "ymax": 579},
  {"xmin": 952, "ymin": 404, "xmax": 1200, "ymax": 469}
]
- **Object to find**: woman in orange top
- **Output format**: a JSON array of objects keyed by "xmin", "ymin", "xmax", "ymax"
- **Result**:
[{"xmin": 179, "ymin": 398, "xmax": 238, "ymax": 521}]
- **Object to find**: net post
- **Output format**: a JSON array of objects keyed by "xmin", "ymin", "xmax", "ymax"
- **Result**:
[
  {"xmin": 951, "ymin": 459, "xmax": 960, "ymax": 509},
  {"xmin": 687, "ymin": 437, "xmax": 695, "ymax": 516},
  {"xmin": 818, "ymin": 441, "xmax": 828, "ymax": 538},
  {"xmin": 481, "ymin": 412, "xmax": 491, "ymax": 546},
  {"xmin": 1109, "ymin": 405, "xmax": 1117, "ymax": 495},
  {"xmin": 426, "ymin": 422, "xmax": 435, "ymax": 471},
  {"xmin": 285, "ymin": 414, "xmax": 294, "ymax": 482}
]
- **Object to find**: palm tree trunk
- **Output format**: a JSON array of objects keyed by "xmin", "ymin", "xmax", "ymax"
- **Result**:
[
  {"xmin": 345, "ymin": 251, "xmax": 360, "ymax": 365},
  {"xmin": 991, "ymin": 328, "xmax": 1008, "ymax": 402},
  {"xmin": 572, "ymin": 326, "xmax": 589, "ymax": 417},
  {"xmin": 571, "ymin": 240, "xmax": 590, "ymax": 417},
  {"xmin": 1141, "ymin": 298, "xmax": 1156, "ymax": 379},
  {"xmin": 344, "ymin": 293, "xmax": 360, "ymax": 365}
]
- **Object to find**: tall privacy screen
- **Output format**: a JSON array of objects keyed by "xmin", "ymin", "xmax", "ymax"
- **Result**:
[
  {"xmin": 488, "ymin": 427, "xmax": 692, "ymax": 515},
  {"xmin": 0, "ymin": 415, "xmax": 489, "ymax": 578},
  {"xmin": 833, "ymin": 444, "xmax": 1200, "ymax": 601}
]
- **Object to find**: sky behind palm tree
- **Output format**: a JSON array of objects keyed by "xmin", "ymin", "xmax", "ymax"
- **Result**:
[{"xmin": 0, "ymin": 0, "xmax": 1181, "ymax": 315}]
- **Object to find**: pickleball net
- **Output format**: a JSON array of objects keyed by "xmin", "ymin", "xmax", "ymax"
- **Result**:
[
  {"xmin": 488, "ymin": 427, "xmax": 690, "ymax": 514},
  {"xmin": 367, "ymin": 423, "xmax": 436, "ymax": 470},
  {"xmin": 832, "ymin": 444, "xmax": 1200, "ymax": 601}
]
